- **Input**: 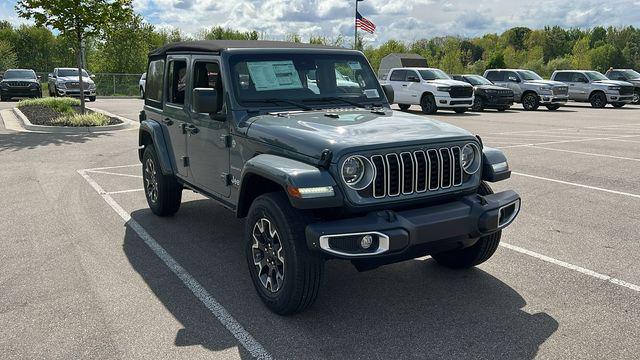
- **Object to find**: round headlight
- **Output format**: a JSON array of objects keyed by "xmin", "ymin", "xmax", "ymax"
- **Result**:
[
  {"xmin": 341, "ymin": 155, "xmax": 374, "ymax": 190},
  {"xmin": 461, "ymin": 143, "xmax": 481, "ymax": 174}
]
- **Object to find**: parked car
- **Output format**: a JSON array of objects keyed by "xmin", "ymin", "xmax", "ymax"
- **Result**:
[
  {"xmin": 381, "ymin": 67, "xmax": 474, "ymax": 114},
  {"xmin": 139, "ymin": 72, "xmax": 146, "ymax": 98},
  {"xmin": 0, "ymin": 68, "xmax": 42, "ymax": 101},
  {"xmin": 483, "ymin": 69, "xmax": 568, "ymax": 111},
  {"xmin": 138, "ymin": 40, "xmax": 520, "ymax": 315},
  {"xmin": 551, "ymin": 70, "xmax": 635, "ymax": 108},
  {"xmin": 604, "ymin": 69, "xmax": 640, "ymax": 104},
  {"xmin": 47, "ymin": 67, "xmax": 97, "ymax": 101},
  {"xmin": 451, "ymin": 74, "xmax": 514, "ymax": 111}
]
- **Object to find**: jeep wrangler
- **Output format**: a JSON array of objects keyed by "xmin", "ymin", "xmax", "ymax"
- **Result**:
[{"xmin": 138, "ymin": 40, "xmax": 521, "ymax": 315}]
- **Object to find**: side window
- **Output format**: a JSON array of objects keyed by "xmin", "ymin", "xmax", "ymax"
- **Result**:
[
  {"xmin": 505, "ymin": 71, "xmax": 519, "ymax": 82},
  {"xmin": 389, "ymin": 70, "xmax": 406, "ymax": 81},
  {"xmin": 554, "ymin": 72, "xmax": 570, "ymax": 82},
  {"xmin": 571, "ymin": 73, "xmax": 588, "ymax": 83},
  {"xmin": 405, "ymin": 70, "xmax": 419, "ymax": 81},
  {"xmin": 146, "ymin": 60, "xmax": 164, "ymax": 103},
  {"xmin": 485, "ymin": 71, "xmax": 503, "ymax": 82},
  {"xmin": 610, "ymin": 71, "xmax": 625, "ymax": 80},
  {"xmin": 167, "ymin": 60, "xmax": 187, "ymax": 105},
  {"xmin": 192, "ymin": 61, "xmax": 223, "ymax": 113}
]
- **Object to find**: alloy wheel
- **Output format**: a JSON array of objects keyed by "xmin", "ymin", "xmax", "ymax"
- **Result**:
[
  {"xmin": 633, "ymin": 92, "xmax": 639, "ymax": 104},
  {"xmin": 523, "ymin": 94, "xmax": 537, "ymax": 110},
  {"xmin": 144, "ymin": 158, "xmax": 159, "ymax": 204},
  {"xmin": 251, "ymin": 218, "xmax": 285, "ymax": 293}
]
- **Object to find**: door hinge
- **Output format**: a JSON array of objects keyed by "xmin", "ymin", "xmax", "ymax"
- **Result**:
[
  {"xmin": 221, "ymin": 173, "xmax": 232, "ymax": 185},
  {"xmin": 182, "ymin": 156, "xmax": 190, "ymax": 167},
  {"xmin": 220, "ymin": 134, "xmax": 233, "ymax": 148}
]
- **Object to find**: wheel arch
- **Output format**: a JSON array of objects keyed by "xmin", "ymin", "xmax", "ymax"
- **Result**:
[
  {"xmin": 588, "ymin": 89, "xmax": 606, "ymax": 99},
  {"xmin": 138, "ymin": 120, "xmax": 175, "ymax": 175},
  {"xmin": 521, "ymin": 90, "xmax": 538, "ymax": 100}
]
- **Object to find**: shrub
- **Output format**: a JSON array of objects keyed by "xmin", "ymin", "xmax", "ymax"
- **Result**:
[
  {"xmin": 51, "ymin": 113, "xmax": 111, "ymax": 127},
  {"xmin": 17, "ymin": 97, "xmax": 80, "ymax": 114}
]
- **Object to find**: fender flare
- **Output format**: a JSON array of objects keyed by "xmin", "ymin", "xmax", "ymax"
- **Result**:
[
  {"xmin": 482, "ymin": 147, "xmax": 511, "ymax": 182},
  {"xmin": 238, "ymin": 154, "xmax": 342, "ymax": 215},
  {"xmin": 138, "ymin": 120, "xmax": 174, "ymax": 175}
]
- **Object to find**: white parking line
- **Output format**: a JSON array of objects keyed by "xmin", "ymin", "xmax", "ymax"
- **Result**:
[
  {"xmin": 512, "ymin": 171, "xmax": 640, "ymax": 199},
  {"xmin": 84, "ymin": 164, "xmax": 141, "ymax": 171},
  {"xmin": 529, "ymin": 146, "xmax": 640, "ymax": 162},
  {"xmin": 107, "ymin": 188, "xmax": 144, "ymax": 195},
  {"xmin": 77, "ymin": 169, "xmax": 272, "ymax": 360},
  {"xmin": 498, "ymin": 134, "xmax": 640, "ymax": 149},
  {"xmin": 86, "ymin": 170, "xmax": 143, "ymax": 179}
]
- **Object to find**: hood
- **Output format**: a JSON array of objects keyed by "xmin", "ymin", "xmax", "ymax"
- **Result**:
[
  {"xmin": 424, "ymin": 79, "xmax": 471, "ymax": 87},
  {"xmin": 246, "ymin": 109, "xmax": 475, "ymax": 161},
  {"xmin": 474, "ymin": 84, "xmax": 511, "ymax": 91},
  {"xmin": 592, "ymin": 79, "xmax": 634, "ymax": 87},
  {"xmin": 1, "ymin": 77, "xmax": 39, "ymax": 83},
  {"xmin": 57, "ymin": 76, "xmax": 94, "ymax": 84},
  {"xmin": 523, "ymin": 79, "xmax": 566, "ymax": 87}
]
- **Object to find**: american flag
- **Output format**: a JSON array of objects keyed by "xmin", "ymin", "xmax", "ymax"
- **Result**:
[{"xmin": 356, "ymin": 11, "xmax": 376, "ymax": 34}]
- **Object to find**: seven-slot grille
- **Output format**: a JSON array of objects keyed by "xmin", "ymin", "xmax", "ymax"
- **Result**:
[
  {"xmin": 448, "ymin": 86, "xmax": 473, "ymax": 98},
  {"xmin": 6, "ymin": 81, "xmax": 30, "ymax": 87},
  {"xmin": 369, "ymin": 147, "xmax": 464, "ymax": 199},
  {"xmin": 553, "ymin": 87, "xmax": 568, "ymax": 96},
  {"xmin": 497, "ymin": 89, "xmax": 513, "ymax": 96},
  {"xmin": 620, "ymin": 86, "xmax": 634, "ymax": 96}
]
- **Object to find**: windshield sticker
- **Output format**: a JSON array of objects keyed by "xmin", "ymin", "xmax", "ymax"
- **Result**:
[
  {"xmin": 246, "ymin": 61, "xmax": 303, "ymax": 91},
  {"xmin": 347, "ymin": 61, "xmax": 362, "ymax": 70},
  {"xmin": 364, "ymin": 89, "xmax": 379, "ymax": 98}
]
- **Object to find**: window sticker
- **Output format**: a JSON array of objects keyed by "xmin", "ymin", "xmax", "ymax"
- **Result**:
[
  {"xmin": 347, "ymin": 61, "xmax": 362, "ymax": 70},
  {"xmin": 364, "ymin": 89, "xmax": 379, "ymax": 98},
  {"xmin": 246, "ymin": 61, "xmax": 303, "ymax": 91}
]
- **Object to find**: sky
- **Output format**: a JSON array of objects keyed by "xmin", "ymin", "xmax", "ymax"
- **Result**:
[{"xmin": 2, "ymin": 0, "xmax": 640, "ymax": 44}]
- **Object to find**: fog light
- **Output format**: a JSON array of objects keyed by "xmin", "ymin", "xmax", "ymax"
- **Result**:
[{"xmin": 361, "ymin": 235, "xmax": 373, "ymax": 249}]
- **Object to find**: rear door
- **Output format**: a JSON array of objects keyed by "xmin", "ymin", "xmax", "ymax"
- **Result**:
[
  {"xmin": 185, "ymin": 57, "xmax": 231, "ymax": 197},
  {"xmin": 388, "ymin": 69, "xmax": 407, "ymax": 103},
  {"xmin": 162, "ymin": 55, "xmax": 191, "ymax": 180},
  {"xmin": 554, "ymin": 72, "xmax": 576, "ymax": 99}
]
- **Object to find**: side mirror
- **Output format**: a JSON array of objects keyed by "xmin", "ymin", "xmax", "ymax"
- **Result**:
[
  {"xmin": 37, "ymin": 75, "xmax": 42, "ymax": 81},
  {"xmin": 382, "ymin": 84, "xmax": 394, "ymax": 103},
  {"xmin": 192, "ymin": 88, "xmax": 220, "ymax": 115},
  {"xmin": 90, "ymin": 74, "xmax": 96, "ymax": 79},
  {"xmin": 48, "ymin": 73, "xmax": 55, "ymax": 79},
  {"xmin": 508, "ymin": 76, "xmax": 519, "ymax": 83},
  {"xmin": 406, "ymin": 75, "xmax": 420, "ymax": 82},
  {"xmin": 580, "ymin": 77, "xmax": 589, "ymax": 83}
]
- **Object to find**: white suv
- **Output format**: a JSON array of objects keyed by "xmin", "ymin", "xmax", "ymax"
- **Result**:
[{"xmin": 381, "ymin": 67, "xmax": 474, "ymax": 114}]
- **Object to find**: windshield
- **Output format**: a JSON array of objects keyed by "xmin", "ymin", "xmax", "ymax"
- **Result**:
[
  {"xmin": 585, "ymin": 71, "xmax": 608, "ymax": 81},
  {"xmin": 229, "ymin": 53, "xmax": 384, "ymax": 108},
  {"xmin": 418, "ymin": 69, "xmax": 450, "ymax": 80},
  {"xmin": 517, "ymin": 70, "xmax": 543, "ymax": 81},
  {"xmin": 464, "ymin": 75, "xmax": 492, "ymax": 85},
  {"xmin": 4, "ymin": 70, "xmax": 36, "ymax": 79},
  {"xmin": 58, "ymin": 69, "xmax": 89, "ymax": 77},
  {"xmin": 622, "ymin": 70, "xmax": 640, "ymax": 79}
]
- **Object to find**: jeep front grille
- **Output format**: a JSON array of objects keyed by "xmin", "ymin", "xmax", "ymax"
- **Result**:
[
  {"xmin": 6, "ymin": 81, "xmax": 30, "ymax": 87},
  {"xmin": 448, "ymin": 86, "xmax": 473, "ymax": 98},
  {"xmin": 370, "ymin": 147, "xmax": 464, "ymax": 198}
]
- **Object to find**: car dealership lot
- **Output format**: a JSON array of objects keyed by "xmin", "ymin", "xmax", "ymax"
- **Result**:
[{"xmin": 1, "ymin": 99, "xmax": 639, "ymax": 359}]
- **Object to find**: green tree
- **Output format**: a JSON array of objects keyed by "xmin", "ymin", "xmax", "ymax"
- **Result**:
[
  {"xmin": 486, "ymin": 51, "xmax": 505, "ymax": 69},
  {"xmin": 502, "ymin": 27, "xmax": 531, "ymax": 51},
  {"xmin": 571, "ymin": 37, "xmax": 591, "ymax": 69},
  {"xmin": 589, "ymin": 44, "xmax": 624, "ymax": 72},
  {"xmin": 0, "ymin": 40, "xmax": 18, "ymax": 71},
  {"xmin": 16, "ymin": 0, "xmax": 134, "ymax": 113},
  {"xmin": 199, "ymin": 26, "xmax": 259, "ymax": 41}
]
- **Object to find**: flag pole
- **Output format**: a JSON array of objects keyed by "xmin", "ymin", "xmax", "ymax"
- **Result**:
[{"xmin": 354, "ymin": 0, "xmax": 358, "ymax": 50}]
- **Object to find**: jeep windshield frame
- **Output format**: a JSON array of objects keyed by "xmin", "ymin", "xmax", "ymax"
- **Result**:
[{"xmin": 227, "ymin": 50, "xmax": 386, "ymax": 110}]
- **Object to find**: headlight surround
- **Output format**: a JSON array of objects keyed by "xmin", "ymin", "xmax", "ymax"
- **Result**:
[
  {"xmin": 539, "ymin": 86, "xmax": 552, "ymax": 92},
  {"xmin": 56, "ymin": 80, "xmax": 66, "ymax": 88},
  {"xmin": 608, "ymin": 85, "xmax": 621, "ymax": 91},
  {"xmin": 436, "ymin": 86, "xmax": 451, "ymax": 92},
  {"xmin": 88, "ymin": 82, "xmax": 96, "ymax": 89},
  {"xmin": 341, "ymin": 155, "xmax": 375, "ymax": 190},
  {"xmin": 484, "ymin": 89, "xmax": 497, "ymax": 95},
  {"xmin": 30, "ymin": 82, "xmax": 39, "ymax": 88},
  {"xmin": 461, "ymin": 143, "xmax": 481, "ymax": 174}
]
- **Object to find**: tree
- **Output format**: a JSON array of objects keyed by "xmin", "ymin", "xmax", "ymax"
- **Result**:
[
  {"xmin": 0, "ymin": 40, "xmax": 18, "ymax": 71},
  {"xmin": 486, "ymin": 51, "xmax": 505, "ymax": 69},
  {"xmin": 571, "ymin": 37, "xmax": 591, "ymax": 69},
  {"xmin": 16, "ymin": 0, "xmax": 133, "ymax": 113}
]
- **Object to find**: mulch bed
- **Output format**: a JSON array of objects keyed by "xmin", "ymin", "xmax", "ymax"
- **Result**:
[{"xmin": 19, "ymin": 104, "xmax": 122, "ymax": 126}]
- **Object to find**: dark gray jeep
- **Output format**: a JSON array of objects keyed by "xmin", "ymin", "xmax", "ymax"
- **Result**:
[{"xmin": 138, "ymin": 40, "xmax": 521, "ymax": 315}]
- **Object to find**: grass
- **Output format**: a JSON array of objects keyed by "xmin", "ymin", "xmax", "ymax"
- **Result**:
[
  {"xmin": 50, "ymin": 113, "xmax": 111, "ymax": 127},
  {"xmin": 17, "ymin": 97, "xmax": 80, "ymax": 115}
]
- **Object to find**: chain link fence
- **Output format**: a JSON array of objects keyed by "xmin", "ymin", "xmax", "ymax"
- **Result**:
[{"xmin": 36, "ymin": 72, "xmax": 143, "ymax": 98}]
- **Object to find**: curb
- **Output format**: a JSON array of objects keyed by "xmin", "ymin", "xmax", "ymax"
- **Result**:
[{"xmin": 12, "ymin": 107, "xmax": 138, "ymax": 133}]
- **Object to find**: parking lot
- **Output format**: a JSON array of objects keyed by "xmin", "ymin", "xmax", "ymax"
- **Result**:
[{"xmin": 1, "ymin": 99, "xmax": 639, "ymax": 359}]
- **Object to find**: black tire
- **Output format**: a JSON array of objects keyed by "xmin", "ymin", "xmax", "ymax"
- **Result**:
[
  {"xmin": 398, "ymin": 104, "xmax": 410, "ymax": 111},
  {"xmin": 142, "ymin": 146, "xmax": 182, "ymax": 216},
  {"xmin": 589, "ymin": 92, "xmax": 607, "ymax": 108},
  {"xmin": 497, "ymin": 106, "xmax": 509, "ymax": 112},
  {"xmin": 454, "ymin": 108, "xmax": 467, "ymax": 114},
  {"xmin": 140, "ymin": 87, "xmax": 145, "ymax": 99},
  {"xmin": 471, "ymin": 96, "xmax": 484, "ymax": 111},
  {"xmin": 420, "ymin": 94, "xmax": 437, "ymax": 114},
  {"xmin": 431, "ymin": 182, "xmax": 502, "ymax": 269},
  {"xmin": 521, "ymin": 92, "xmax": 539, "ymax": 111},
  {"xmin": 612, "ymin": 103, "xmax": 625, "ymax": 108},
  {"xmin": 0, "ymin": 96, "xmax": 6, "ymax": 102},
  {"xmin": 546, "ymin": 104, "xmax": 561, "ymax": 111},
  {"xmin": 52, "ymin": 86, "xmax": 58, "ymax": 97},
  {"xmin": 633, "ymin": 90, "xmax": 640, "ymax": 105},
  {"xmin": 245, "ymin": 192, "xmax": 324, "ymax": 315},
  {"xmin": 89, "ymin": 96, "xmax": 96, "ymax": 102}
]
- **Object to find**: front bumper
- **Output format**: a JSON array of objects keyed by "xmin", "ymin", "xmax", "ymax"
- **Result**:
[
  {"xmin": 435, "ymin": 95, "xmax": 474, "ymax": 108},
  {"xmin": 606, "ymin": 94, "xmax": 634, "ymax": 103},
  {"xmin": 1, "ymin": 87, "xmax": 41, "ymax": 97},
  {"xmin": 305, "ymin": 190, "xmax": 520, "ymax": 259},
  {"xmin": 538, "ymin": 94, "xmax": 568, "ymax": 104},
  {"xmin": 57, "ymin": 88, "xmax": 96, "ymax": 97},
  {"xmin": 485, "ymin": 96, "xmax": 514, "ymax": 107}
]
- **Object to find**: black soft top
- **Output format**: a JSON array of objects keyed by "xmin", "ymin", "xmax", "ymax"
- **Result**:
[{"xmin": 149, "ymin": 40, "xmax": 347, "ymax": 58}]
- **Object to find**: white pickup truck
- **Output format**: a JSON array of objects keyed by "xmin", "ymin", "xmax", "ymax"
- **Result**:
[{"xmin": 381, "ymin": 67, "xmax": 474, "ymax": 114}]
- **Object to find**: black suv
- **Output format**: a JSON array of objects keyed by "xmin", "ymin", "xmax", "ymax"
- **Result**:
[
  {"xmin": 138, "ymin": 40, "xmax": 521, "ymax": 314},
  {"xmin": 0, "ymin": 69, "xmax": 42, "ymax": 101},
  {"xmin": 451, "ymin": 74, "xmax": 514, "ymax": 111},
  {"xmin": 605, "ymin": 69, "xmax": 640, "ymax": 104}
]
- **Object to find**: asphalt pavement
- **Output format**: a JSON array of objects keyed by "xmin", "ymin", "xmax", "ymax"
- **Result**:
[{"xmin": 1, "ymin": 98, "xmax": 639, "ymax": 359}]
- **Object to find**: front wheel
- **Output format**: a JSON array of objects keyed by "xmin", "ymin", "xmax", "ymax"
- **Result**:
[
  {"xmin": 420, "ymin": 94, "xmax": 437, "ymax": 114},
  {"xmin": 612, "ymin": 103, "xmax": 625, "ymax": 108},
  {"xmin": 142, "ymin": 146, "xmax": 182, "ymax": 216},
  {"xmin": 633, "ymin": 90, "xmax": 640, "ymax": 105},
  {"xmin": 521, "ymin": 93, "xmax": 539, "ymax": 111},
  {"xmin": 589, "ymin": 92, "xmax": 607, "ymax": 108},
  {"xmin": 471, "ymin": 96, "xmax": 484, "ymax": 111},
  {"xmin": 398, "ymin": 104, "xmax": 410, "ymax": 111},
  {"xmin": 546, "ymin": 104, "xmax": 561, "ymax": 111},
  {"xmin": 246, "ymin": 192, "xmax": 324, "ymax": 315},
  {"xmin": 140, "ymin": 87, "xmax": 145, "ymax": 99},
  {"xmin": 454, "ymin": 108, "xmax": 467, "ymax": 114},
  {"xmin": 497, "ymin": 106, "xmax": 509, "ymax": 112},
  {"xmin": 431, "ymin": 182, "xmax": 502, "ymax": 269},
  {"xmin": 89, "ymin": 96, "xmax": 96, "ymax": 102}
]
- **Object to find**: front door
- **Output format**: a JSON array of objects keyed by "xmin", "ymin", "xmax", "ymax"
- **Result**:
[
  {"xmin": 502, "ymin": 71, "xmax": 523, "ymax": 101},
  {"xmin": 570, "ymin": 73, "xmax": 590, "ymax": 101},
  {"xmin": 404, "ymin": 70, "xmax": 422, "ymax": 104},
  {"xmin": 162, "ymin": 56, "xmax": 191, "ymax": 180},
  {"xmin": 185, "ymin": 57, "xmax": 231, "ymax": 197}
]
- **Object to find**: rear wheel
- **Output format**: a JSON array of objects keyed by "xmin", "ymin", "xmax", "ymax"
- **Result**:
[
  {"xmin": 633, "ymin": 90, "xmax": 640, "ymax": 105},
  {"xmin": 420, "ymin": 94, "xmax": 437, "ymax": 114},
  {"xmin": 454, "ymin": 108, "xmax": 467, "ymax": 114},
  {"xmin": 497, "ymin": 106, "xmax": 509, "ymax": 112},
  {"xmin": 589, "ymin": 92, "xmax": 607, "ymax": 108},
  {"xmin": 521, "ymin": 93, "xmax": 539, "ymax": 111},
  {"xmin": 612, "ymin": 102, "xmax": 625, "ymax": 108},
  {"xmin": 142, "ymin": 146, "xmax": 182, "ymax": 216},
  {"xmin": 431, "ymin": 182, "xmax": 502, "ymax": 269},
  {"xmin": 471, "ymin": 96, "xmax": 484, "ymax": 111},
  {"xmin": 246, "ymin": 192, "xmax": 324, "ymax": 315},
  {"xmin": 546, "ymin": 104, "xmax": 561, "ymax": 110},
  {"xmin": 0, "ymin": 96, "xmax": 7, "ymax": 102}
]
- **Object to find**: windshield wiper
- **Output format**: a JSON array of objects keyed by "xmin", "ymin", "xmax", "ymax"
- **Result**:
[
  {"xmin": 243, "ymin": 98, "xmax": 313, "ymax": 111},
  {"xmin": 303, "ymin": 96, "xmax": 369, "ymax": 109}
]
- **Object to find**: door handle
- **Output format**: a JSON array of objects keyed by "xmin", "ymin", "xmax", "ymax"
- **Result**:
[
  {"xmin": 401, "ymin": 84, "xmax": 408, "ymax": 87},
  {"xmin": 162, "ymin": 118, "xmax": 173, "ymax": 126},
  {"xmin": 185, "ymin": 124, "xmax": 199, "ymax": 135},
  {"xmin": 570, "ymin": 84, "xmax": 575, "ymax": 86}
]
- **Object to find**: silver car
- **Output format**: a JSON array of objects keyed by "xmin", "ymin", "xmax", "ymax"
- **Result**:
[
  {"xmin": 551, "ymin": 70, "xmax": 635, "ymax": 108},
  {"xmin": 484, "ymin": 69, "xmax": 568, "ymax": 111}
]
